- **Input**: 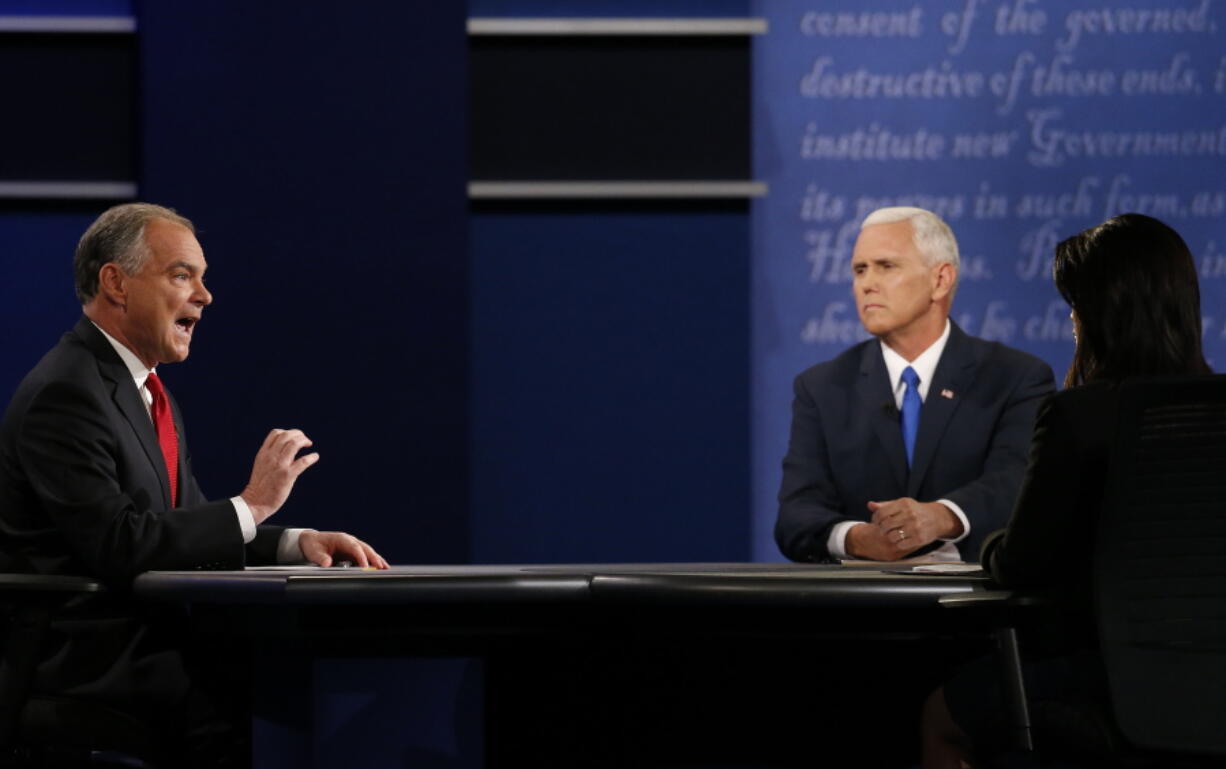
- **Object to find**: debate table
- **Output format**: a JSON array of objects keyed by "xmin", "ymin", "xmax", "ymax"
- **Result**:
[{"xmin": 134, "ymin": 563, "xmax": 995, "ymax": 768}]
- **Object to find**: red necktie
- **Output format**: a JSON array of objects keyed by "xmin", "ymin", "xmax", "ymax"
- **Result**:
[{"xmin": 145, "ymin": 372, "xmax": 179, "ymax": 508}]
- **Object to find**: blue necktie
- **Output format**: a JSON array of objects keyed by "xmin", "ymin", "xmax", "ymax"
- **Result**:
[{"xmin": 900, "ymin": 366, "xmax": 921, "ymax": 468}]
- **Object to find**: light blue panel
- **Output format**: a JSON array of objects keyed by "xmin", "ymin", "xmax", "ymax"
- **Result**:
[{"xmin": 752, "ymin": 0, "xmax": 1226, "ymax": 560}]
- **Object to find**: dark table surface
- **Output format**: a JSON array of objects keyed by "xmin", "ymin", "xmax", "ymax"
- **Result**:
[
  {"xmin": 130, "ymin": 563, "xmax": 996, "ymax": 768},
  {"xmin": 133, "ymin": 561, "xmax": 988, "ymax": 609}
]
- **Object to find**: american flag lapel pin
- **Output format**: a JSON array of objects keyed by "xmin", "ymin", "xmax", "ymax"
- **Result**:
[{"xmin": 940, "ymin": 389, "xmax": 955, "ymax": 399}]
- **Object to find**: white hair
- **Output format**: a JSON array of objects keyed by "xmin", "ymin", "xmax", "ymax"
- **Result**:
[{"xmin": 860, "ymin": 207, "xmax": 960, "ymax": 275}]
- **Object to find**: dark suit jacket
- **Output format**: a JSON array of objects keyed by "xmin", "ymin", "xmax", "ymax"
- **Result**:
[
  {"xmin": 981, "ymin": 382, "xmax": 1116, "ymax": 618},
  {"xmin": 944, "ymin": 384, "xmax": 1120, "ymax": 746},
  {"xmin": 775, "ymin": 322, "xmax": 1055, "ymax": 562},
  {"xmin": 0, "ymin": 316, "xmax": 283, "ymax": 710}
]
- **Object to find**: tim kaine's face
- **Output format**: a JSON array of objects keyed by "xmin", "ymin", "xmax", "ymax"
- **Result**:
[
  {"xmin": 850, "ymin": 220, "xmax": 939, "ymax": 341},
  {"xmin": 120, "ymin": 218, "xmax": 213, "ymax": 368}
]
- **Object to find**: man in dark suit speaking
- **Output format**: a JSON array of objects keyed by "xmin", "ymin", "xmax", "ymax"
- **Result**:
[
  {"xmin": 776, "ymin": 207, "xmax": 1055, "ymax": 563},
  {"xmin": 0, "ymin": 203, "xmax": 388, "ymax": 763}
]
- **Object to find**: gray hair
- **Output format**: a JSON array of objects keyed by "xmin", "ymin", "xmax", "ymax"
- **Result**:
[
  {"xmin": 860, "ymin": 206, "xmax": 960, "ymax": 274},
  {"xmin": 74, "ymin": 203, "xmax": 195, "ymax": 304}
]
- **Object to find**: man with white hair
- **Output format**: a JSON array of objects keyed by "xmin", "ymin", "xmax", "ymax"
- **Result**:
[{"xmin": 776, "ymin": 207, "xmax": 1055, "ymax": 562}]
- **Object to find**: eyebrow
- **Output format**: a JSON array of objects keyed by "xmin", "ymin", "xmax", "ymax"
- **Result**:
[{"xmin": 167, "ymin": 261, "xmax": 205, "ymax": 275}]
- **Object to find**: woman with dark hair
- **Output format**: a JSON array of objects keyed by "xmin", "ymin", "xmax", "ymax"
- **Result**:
[
  {"xmin": 1054, "ymin": 213, "xmax": 1211, "ymax": 388},
  {"xmin": 920, "ymin": 213, "xmax": 1212, "ymax": 768}
]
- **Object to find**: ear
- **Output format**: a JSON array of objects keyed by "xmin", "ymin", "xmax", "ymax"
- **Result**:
[
  {"xmin": 96, "ymin": 263, "xmax": 128, "ymax": 307},
  {"xmin": 931, "ymin": 262, "xmax": 956, "ymax": 302}
]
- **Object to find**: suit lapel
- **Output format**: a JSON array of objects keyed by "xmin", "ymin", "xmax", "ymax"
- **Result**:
[
  {"xmin": 76, "ymin": 318, "xmax": 174, "ymax": 510},
  {"xmin": 907, "ymin": 323, "xmax": 980, "ymax": 497},
  {"xmin": 858, "ymin": 342, "xmax": 908, "ymax": 490}
]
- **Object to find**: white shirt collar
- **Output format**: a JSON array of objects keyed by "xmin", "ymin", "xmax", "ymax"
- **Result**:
[
  {"xmin": 880, "ymin": 319, "xmax": 951, "ymax": 406},
  {"xmin": 91, "ymin": 321, "xmax": 156, "ymax": 393}
]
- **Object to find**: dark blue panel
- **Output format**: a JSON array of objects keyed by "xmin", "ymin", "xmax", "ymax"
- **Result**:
[
  {"xmin": 470, "ymin": 36, "xmax": 750, "ymax": 180},
  {"xmin": 0, "ymin": 0, "xmax": 130, "ymax": 12},
  {"xmin": 0, "ymin": 35, "xmax": 134, "ymax": 181},
  {"xmin": 314, "ymin": 658, "xmax": 482, "ymax": 768},
  {"xmin": 471, "ymin": 204, "xmax": 750, "ymax": 563},
  {"xmin": 0, "ymin": 209, "xmax": 104, "ymax": 403},
  {"xmin": 138, "ymin": 1, "xmax": 468, "ymax": 564}
]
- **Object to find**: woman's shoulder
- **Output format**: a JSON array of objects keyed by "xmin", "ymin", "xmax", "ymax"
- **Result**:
[
  {"xmin": 1049, "ymin": 380, "xmax": 1118, "ymax": 405},
  {"xmin": 1041, "ymin": 381, "xmax": 1119, "ymax": 432}
]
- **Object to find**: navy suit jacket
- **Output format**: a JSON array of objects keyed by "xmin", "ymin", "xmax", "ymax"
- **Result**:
[{"xmin": 775, "ymin": 322, "xmax": 1055, "ymax": 562}]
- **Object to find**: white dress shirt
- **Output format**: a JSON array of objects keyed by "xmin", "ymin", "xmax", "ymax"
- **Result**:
[
  {"xmin": 93, "ymin": 323, "xmax": 305, "ymax": 563},
  {"xmin": 826, "ymin": 320, "xmax": 968, "ymax": 562}
]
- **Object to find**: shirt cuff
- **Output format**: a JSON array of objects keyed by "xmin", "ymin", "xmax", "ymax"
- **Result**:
[
  {"xmin": 276, "ymin": 529, "xmax": 308, "ymax": 564},
  {"xmin": 826, "ymin": 520, "xmax": 859, "ymax": 560},
  {"xmin": 230, "ymin": 496, "xmax": 256, "ymax": 543},
  {"xmin": 936, "ymin": 499, "xmax": 970, "ymax": 544}
]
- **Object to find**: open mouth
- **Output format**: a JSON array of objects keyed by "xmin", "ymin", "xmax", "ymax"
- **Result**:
[{"xmin": 175, "ymin": 317, "xmax": 197, "ymax": 336}]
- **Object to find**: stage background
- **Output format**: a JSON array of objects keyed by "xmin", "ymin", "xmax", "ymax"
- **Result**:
[{"xmin": 1, "ymin": 0, "xmax": 1223, "ymax": 566}]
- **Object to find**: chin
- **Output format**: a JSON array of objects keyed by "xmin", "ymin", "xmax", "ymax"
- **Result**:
[{"xmin": 859, "ymin": 319, "xmax": 888, "ymax": 337}]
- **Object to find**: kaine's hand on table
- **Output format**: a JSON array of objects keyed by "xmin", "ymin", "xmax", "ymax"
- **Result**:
[
  {"xmin": 240, "ymin": 428, "xmax": 320, "ymax": 524},
  {"xmin": 867, "ymin": 497, "xmax": 962, "ymax": 558},
  {"xmin": 299, "ymin": 530, "xmax": 389, "ymax": 569}
]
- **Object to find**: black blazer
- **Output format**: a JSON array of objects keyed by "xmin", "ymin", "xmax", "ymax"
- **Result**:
[
  {"xmin": 0, "ymin": 317, "xmax": 283, "ymax": 581},
  {"xmin": 982, "ymin": 382, "xmax": 1116, "ymax": 601},
  {"xmin": 776, "ymin": 322, "xmax": 1055, "ymax": 562},
  {"xmin": 0, "ymin": 317, "xmax": 283, "ymax": 710}
]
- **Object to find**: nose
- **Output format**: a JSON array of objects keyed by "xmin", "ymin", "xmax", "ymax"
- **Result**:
[{"xmin": 194, "ymin": 279, "xmax": 213, "ymax": 307}]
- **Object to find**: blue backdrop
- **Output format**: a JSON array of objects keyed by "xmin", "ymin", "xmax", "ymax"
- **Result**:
[
  {"xmin": 751, "ymin": 0, "xmax": 1226, "ymax": 560},
  {"xmin": 0, "ymin": 0, "xmax": 754, "ymax": 566}
]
